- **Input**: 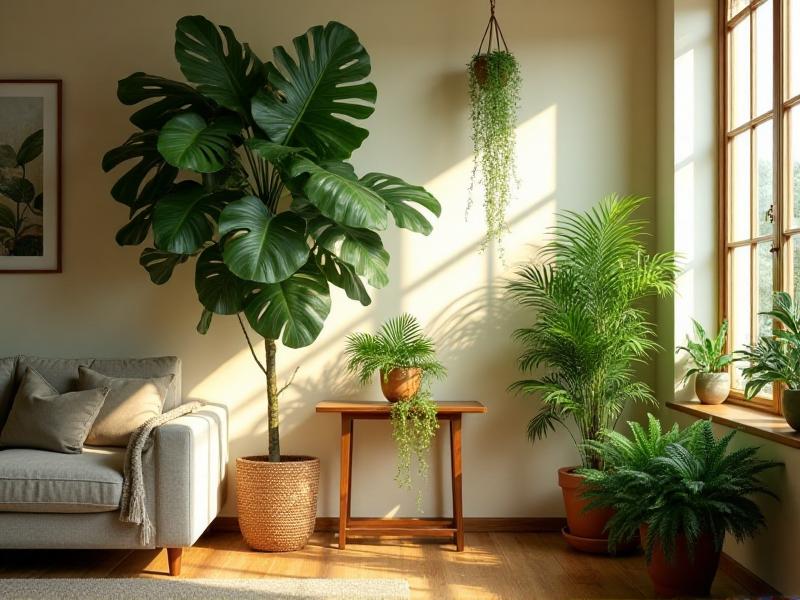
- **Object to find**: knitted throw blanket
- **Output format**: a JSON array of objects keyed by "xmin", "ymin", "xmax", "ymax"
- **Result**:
[{"xmin": 119, "ymin": 400, "xmax": 205, "ymax": 545}]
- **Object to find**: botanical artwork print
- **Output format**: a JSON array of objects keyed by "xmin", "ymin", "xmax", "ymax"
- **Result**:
[{"xmin": 0, "ymin": 97, "xmax": 44, "ymax": 257}]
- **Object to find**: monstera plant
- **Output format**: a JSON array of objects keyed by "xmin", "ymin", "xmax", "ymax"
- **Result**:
[{"xmin": 103, "ymin": 16, "xmax": 440, "ymax": 551}]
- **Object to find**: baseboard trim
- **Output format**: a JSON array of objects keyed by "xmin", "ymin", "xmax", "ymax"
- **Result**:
[
  {"xmin": 212, "ymin": 516, "xmax": 566, "ymax": 534},
  {"xmin": 719, "ymin": 552, "xmax": 780, "ymax": 596}
]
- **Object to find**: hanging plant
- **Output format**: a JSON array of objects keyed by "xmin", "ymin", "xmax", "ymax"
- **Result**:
[{"xmin": 467, "ymin": 0, "xmax": 521, "ymax": 254}]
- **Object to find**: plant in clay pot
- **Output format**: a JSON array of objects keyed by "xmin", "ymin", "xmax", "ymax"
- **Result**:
[
  {"xmin": 581, "ymin": 415, "xmax": 780, "ymax": 598},
  {"xmin": 676, "ymin": 319, "xmax": 734, "ymax": 405},
  {"xmin": 345, "ymin": 314, "xmax": 446, "ymax": 510},
  {"xmin": 740, "ymin": 291, "xmax": 800, "ymax": 431},
  {"xmin": 103, "ymin": 16, "xmax": 440, "ymax": 552},
  {"xmin": 507, "ymin": 195, "xmax": 677, "ymax": 553}
]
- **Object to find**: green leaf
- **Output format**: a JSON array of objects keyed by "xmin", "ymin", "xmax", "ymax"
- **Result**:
[
  {"xmin": 116, "ymin": 208, "xmax": 152, "ymax": 246},
  {"xmin": 0, "ymin": 177, "xmax": 34, "ymax": 204},
  {"xmin": 245, "ymin": 138, "xmax": 306, "ymax": 162},
  {"xmin": 152, "ymin": 181, "xmax": 235, "ymax": 254},
  {"xmin": 251, "ymin": 21, "xmax": 376, "ymax": 160},
  {"xmin": 314, "ymin": 247, "xmax": 371, "ymax": 306},
  {"xmin": 157, "ymin": 113, "xmax": 239, "ymax": 173},
  {"xmin": 174, "ymin": 15, "xmax": 266, "ymax": 115},
  {"xmin": 0, "ymin": 145, "xmax": 16, "ymax": 167},
  {"xmin": 139, "ymin": 247, "xmax": 188, "ymax": 284},
  {"xmin": 103, "ymin": 131, "xmax": 178, "ymax": 207},
  {"xmin": 360, "ymin": 172, "xmax": 441, "ymax": 235},
  {"xmin": 16, "ymin": 129, "xmax": 43, "ymax": 166},
  {"xmin": 219, "ymin": 195, "xmax": 309, "ymax": 284},
  {"xmin": 0, "ymin": 203, "xmax": 14, "ymax": 229},
  {"xmin": 312, "ymin": 217, "xmax": 389, "ymax": 288},
  {"xmin": 289, "ymin": 157, "xmax": 387, "ymax": 230},
  {"xmin": 244, "ymin": 259, "xmax": 331, "ymax": 348},
  {"xmin": 195, "ymin": 244, "xmax": 246, "ymax": 315},
  {"xmin": 197, "ymin": 308, "xmax": 213, "ymax": 334},
  {"xmin": 117, "ymin": 72, "xmax": 214, "ymax": 130}
]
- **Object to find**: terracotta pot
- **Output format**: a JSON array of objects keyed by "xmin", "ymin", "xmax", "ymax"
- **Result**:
[
  {"xmin": 782, "ymin": 389, "xmax": 800, "ymax": 431},
  {"xmin": 558, "ymin": 467, "xmax": 615, "ymax": 552},
  {"xmin": 236, "ymin": 455, "xmax": 320, "ymax": 552},
  {"xmin": 695, "ymin": 372, "xmax": 730, "ymax": 405},
  {"xmin": 380, "ymin": 367, "xmax": 422, "ymax": 402},
  {"xmin": 641, "ymin": 525, "xmax": 721, "ymax": 598}
]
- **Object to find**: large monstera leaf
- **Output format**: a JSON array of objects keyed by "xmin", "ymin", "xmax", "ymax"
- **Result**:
[
  {"xmin": 312, "ymin": 217, "xmax": 389, "ymax": 289},
  {"xmin": 244, "ymin": 259, "xmax": 331, "ymax": 348},
  {"xmin": 219, "ymin": 195, "xmax": 310, "ymax": 283},
  {"xmin": 251, "ymin": 21, "xmax": 376, "ymax": 160},
  {"xmin": 360, "ymin": 173, "xmax": 441, "ymax": 235},
  {"xmin": 117, "ymin": 72, "xmax": 214, "ymax": 130},
  {"xmin": 289, "ymin": 157, "xmax": 387, "ymax": 230},
  {"xmin": 314, "ymin": 247, "xmax": 371, "ymax": 306},
  {"xmin": 175, "ymin": 15, "xmax": 266, "ymax": 116},
  {"xmin": 139, "ymin": 247, "xmax": 188, "ymax": 284},
  {"xmin": 195, "ymin": 244, "xmax": 246, "ymax": 315},
  {"xmin": 152, "ymin": 182, "xmax": 236, "ymax": 254},
  {"xmin": 157, "ymin": 113, "xmax": 240, "ymax": 173}
]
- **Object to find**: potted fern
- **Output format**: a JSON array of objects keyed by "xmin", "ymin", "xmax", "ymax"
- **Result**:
[
  {"xmin": 345, "ymin": 314, "xmax": 446, "ymax": 509},
  {"xmin": 676, "ymin": 319, "xmax": 734, "ymax": 404},
  {"xmin": 581, "ymin": 415, "xmax": 780, "ymax": 598},
  {"xmin": 507, "ymin": 195, "xmax": 677, "ymax": 553},
  {"xmin": 740, "ymin": 291, "xmax": 800, "ymax": 430}
]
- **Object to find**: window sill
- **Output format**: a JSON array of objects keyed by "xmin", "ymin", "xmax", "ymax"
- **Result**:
[{"xmin": 666, "ymin": 400, "xmax": 800, "ymax": 449}]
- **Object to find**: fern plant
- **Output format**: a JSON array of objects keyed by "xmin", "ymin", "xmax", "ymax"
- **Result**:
[
  {"xmin": 580, "ymin": 416, "xmax": 780, "ymax": 562},
  {"xmin": 740, "ymin": 291, "xmax": 800, "ymax": 398},
  {"xmin": 345, "ymin": 314, "xmax": 446, "ymax": 385},
  {"xmin": 677, "ymin": 320, "xmax": 735, "ymax": 382},
  {"xmin": 508, "ymin": 195, "xmax": 678, "ymax": 468}
]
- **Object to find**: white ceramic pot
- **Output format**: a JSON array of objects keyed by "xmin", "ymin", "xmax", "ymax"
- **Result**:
[{"xmin": 694, "ymin": 372, "xmax": 730, "ymax": 405}]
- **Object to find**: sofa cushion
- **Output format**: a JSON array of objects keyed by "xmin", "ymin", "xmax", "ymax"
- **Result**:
[
  {"xmin": 0, "ymin": 447, "xmax": 124, "ymax": 513},
  {"xmin": 0, "ymin": 357, "xmax": 16, "ymax": 432},
  {"xmin": 90, "ymin": 357, "xmax": 181, "ymax": 411},
  {"xmin": 14, "ymin": 356, "xmax": 92, "ymax": 394}
]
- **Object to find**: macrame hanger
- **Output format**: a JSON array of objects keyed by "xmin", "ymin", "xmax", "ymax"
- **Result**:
[{"xmin": 476, "ymin": 0, "xmax": 510, "ymax": 55}]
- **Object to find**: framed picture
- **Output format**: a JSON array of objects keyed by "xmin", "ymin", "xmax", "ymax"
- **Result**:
[{"xmin": 0, "ymin": 80, "xmax": 61, "ymax": 273}]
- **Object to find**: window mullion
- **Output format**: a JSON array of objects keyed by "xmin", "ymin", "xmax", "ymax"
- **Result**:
[{"xmin": 773, "ymin": 0, "xmax": 784, "ymax": 412}]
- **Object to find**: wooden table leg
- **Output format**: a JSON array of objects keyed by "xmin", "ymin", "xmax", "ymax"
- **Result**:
[
  {"xmin": 450, "ymin": 415, "xmax": 464, "ymax": 551},
  {"xmin": 339, "ymin": 414, "xmax": 353, "ymax": 550}
]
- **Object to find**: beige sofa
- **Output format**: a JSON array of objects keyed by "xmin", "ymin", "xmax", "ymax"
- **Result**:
[{"xmin": 0, "ymin": 356, "xmax": 228, "ymax": 575}]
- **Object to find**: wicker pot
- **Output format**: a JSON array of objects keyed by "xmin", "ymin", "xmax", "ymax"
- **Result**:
[
  {"xmin": 236, "ymin": 455, "xmax": 320, "ymax": 552},
  {"xmin": 694, "ymin": 372, "xmax": 730, "ymax": 405},
  {"xmin": 379, "ymin": 367, "xmax": 422, "ymax": 402}
]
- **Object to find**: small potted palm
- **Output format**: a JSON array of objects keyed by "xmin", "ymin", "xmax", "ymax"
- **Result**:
[
  {"xmin": 676, "ymin": 319, "xmax": 734, "ymax": 404},
  {"xmin": 581, "ymin": 415, "xmax": 780, "ymax": 598},
  {"xmin": 740, "ymin": 291, "xmax": 800, "ymax": 430},
  {"xmin": 345, "ymin": 314, "xmax": 446, "ymax": 509}
]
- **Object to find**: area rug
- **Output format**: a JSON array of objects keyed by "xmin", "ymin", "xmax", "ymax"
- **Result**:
[{"xmin": 0, "ymin": 578, "xmax": 410, "ymax": 599}]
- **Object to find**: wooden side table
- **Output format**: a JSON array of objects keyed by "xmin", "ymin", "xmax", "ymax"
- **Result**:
[{"xmin": 315, "ymin": 400, "xmax": 487, "ymax": 552}]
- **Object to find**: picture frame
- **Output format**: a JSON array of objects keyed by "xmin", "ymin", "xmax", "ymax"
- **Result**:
[{"xmin": 0, "ymin": 79, "xmax": 61, "ymax": 273}]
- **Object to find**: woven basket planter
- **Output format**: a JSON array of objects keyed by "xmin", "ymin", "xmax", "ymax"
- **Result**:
[{"xmin": 236, "ymin": 455, "xmax": 320, "ymax": 552}]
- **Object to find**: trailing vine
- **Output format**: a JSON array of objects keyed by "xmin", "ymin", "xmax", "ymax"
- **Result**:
[
  {"xmin": 468, "ymin": 49, "xmax": 521, "ymax": 255},
  {"xmin": 390, "ymin": 391, "xmax": 439, "ymax": 512}
]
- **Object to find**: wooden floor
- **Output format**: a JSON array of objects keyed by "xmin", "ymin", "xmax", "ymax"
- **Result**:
[{"xmin": 0, "ymin": 531, "xmax": 751, "ymax": 599}]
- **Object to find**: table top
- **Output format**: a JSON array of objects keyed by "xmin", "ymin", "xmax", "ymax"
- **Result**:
[{"xmin": 316, "ymin": 400, "xmax": 487, "ymax": 414}]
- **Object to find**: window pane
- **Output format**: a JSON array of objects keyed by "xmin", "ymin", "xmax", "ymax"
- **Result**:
[
  {"xmin": 790, "ymin": 0, "xmax": 800, "ymax": 98},
  {"xmin": 730, "ymin": 17, "xmax": 752, "ymax": 128},
  {"xmin": 730, "ymin": 132, "xmax": 752, "ymax": 241},
  {"xmin": 756, "ymin": 241, "xmax": 774, "ymax": 338},
  {"xmin": 755, "ymin": 121, "xmax": 774, "ymax": 236},
  {"xmin": 729, "ymin": 0, "xmax": 749, "ymax": 20},
  {"xmin": 754, "ymin": 1, "xmax": 773, "ymax": 116},
  {"xmin": 731, "ymin": 246, "xmax": 752, "ymax": 390},
  {"xmin": 790, "ymin": 109, "xmax": 800, "ymax": 228}
]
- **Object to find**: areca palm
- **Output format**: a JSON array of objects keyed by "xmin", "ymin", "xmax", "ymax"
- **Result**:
[{"xmin": 508, "ymin": 195, "xmax": 677, "ymax": 468}]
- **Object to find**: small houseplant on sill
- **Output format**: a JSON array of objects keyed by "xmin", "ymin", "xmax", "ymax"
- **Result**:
[
  {"xmin": 740, "ymin": 291, "xmax": 800, "ymax": 430},
  {"xmin": 103, "ymin": 16, "xmax": 440, "ymax": 552},
  {"xmin": 581, "ymin": 415, "xmax": 780, "ymax": 598},
  {"xmin": 676, "ymin": 319, "xmax": 734, "ymax": 405},
  {"xmin": 345, "ymin": 314, "xmax": 446, "ymax": 510},
  {"xmin": 507, "ymin": 195, "xmax": 677, "ymax": 553}
]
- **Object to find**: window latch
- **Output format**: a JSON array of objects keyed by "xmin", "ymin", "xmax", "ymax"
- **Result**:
[
  {"xmin": 770, "ymin": 244, "xmax": 780, "ymax": 254},
  {"xmin": 766, "ymin": 204, "xmax": 775, "ymax": 224}
]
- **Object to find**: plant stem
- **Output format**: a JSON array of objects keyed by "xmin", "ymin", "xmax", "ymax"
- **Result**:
[{"xmin": 266, "ymin": 338, "xmax": 281, "ymax": 462}]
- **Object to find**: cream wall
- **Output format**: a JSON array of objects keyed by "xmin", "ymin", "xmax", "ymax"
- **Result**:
[
  {"xmin": 0, "ymin": 0, "xmax": 656, "ymax": 519},
  {"xmin": 659, "ymin": 0, "xmax": 797, "ymax": 593}
]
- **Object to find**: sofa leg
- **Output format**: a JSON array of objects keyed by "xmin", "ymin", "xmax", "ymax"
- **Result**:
[{"xmin": 166, "ymin": 547, "xmax": 183, "ymax": 576}]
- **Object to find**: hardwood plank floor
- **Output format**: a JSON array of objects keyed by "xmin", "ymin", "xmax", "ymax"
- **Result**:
[{"xmin": 0, "ymin": 531, "xmax": 750, "ymax": 599}]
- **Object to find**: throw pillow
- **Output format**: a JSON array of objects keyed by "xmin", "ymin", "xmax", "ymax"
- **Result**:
[
  {"xmin": 0, "ymin": 367, "xmax": 108, "ymax": 454},
  {"xmin": 78, "ymin": 366, "xmax": 173, "ymax": 447}
]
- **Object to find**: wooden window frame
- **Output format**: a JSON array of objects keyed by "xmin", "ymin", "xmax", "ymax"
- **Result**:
[{"xmin": 719, "ymin": 0, "xmax": 800, "ymax": 414}]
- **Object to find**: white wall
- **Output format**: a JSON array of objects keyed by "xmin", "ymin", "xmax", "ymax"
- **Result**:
[
  {"xmin": 0, "ymin": 0, "xmax": 657, "ymax": 519},
  {"xmin": 659, "ymin": 0, "xmax": 798, "ymax": 592}
]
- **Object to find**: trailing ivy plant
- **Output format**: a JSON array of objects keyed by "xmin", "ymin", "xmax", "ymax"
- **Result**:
[
  {"xmin": 391, "ymin": 391, "xmax": 439, "ymax": 512},
  {"xmin": 103, "ymin": 16, "xmax": 441, "ymax": 462},
  {"xmin": 468, "ymin": 50, "xmax": 521, "ymax": 253}
]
